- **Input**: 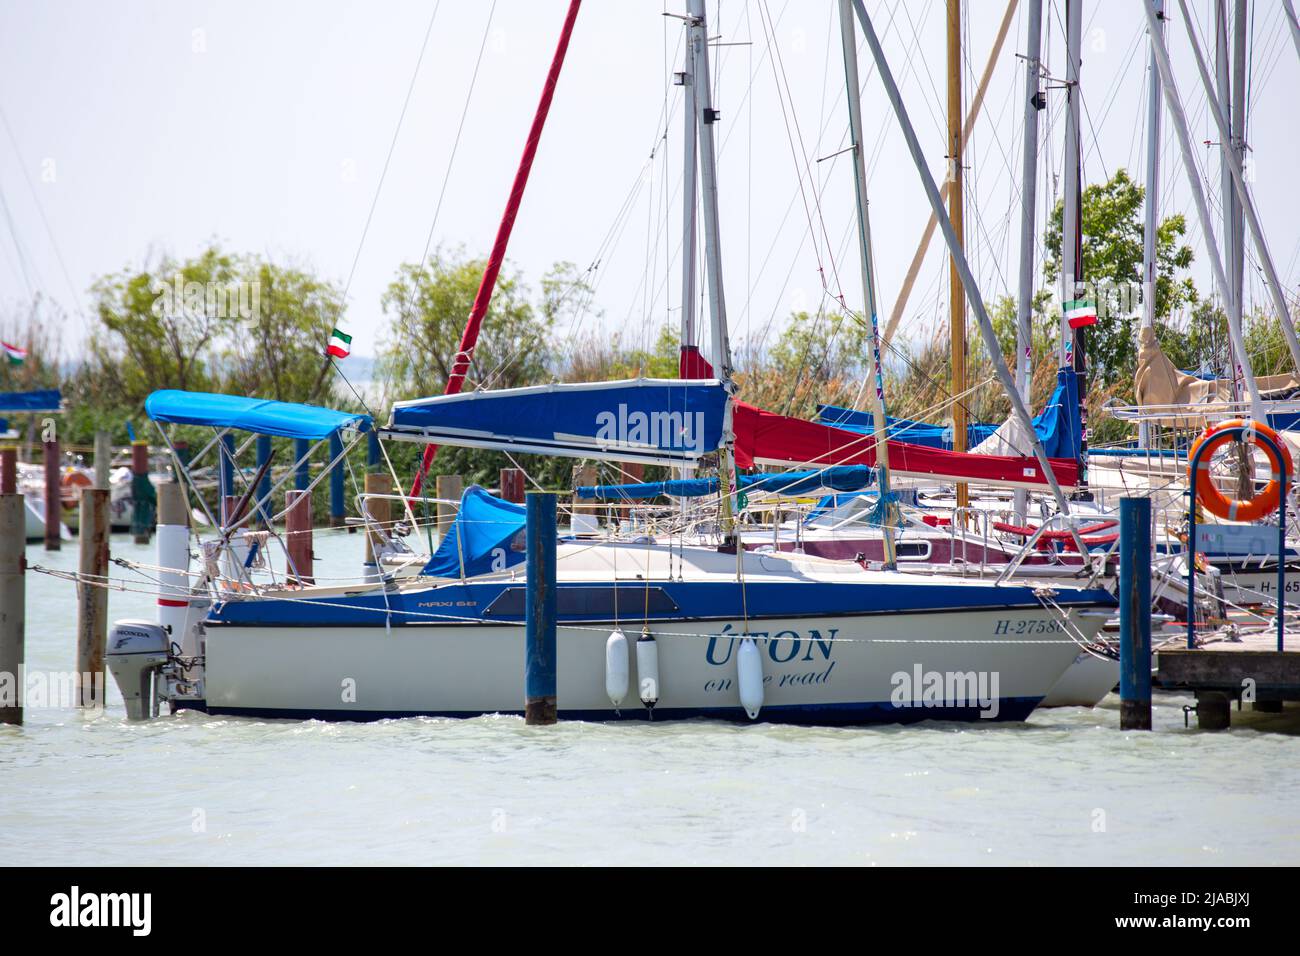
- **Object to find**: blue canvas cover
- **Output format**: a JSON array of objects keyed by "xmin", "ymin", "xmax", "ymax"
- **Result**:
[
  {"xmin": 145, "ymin": 390, "xmax": 371, "ymax": 440},
  {"xmin": 422, "ymin": 485, "xmax": 527, "ymax": 578},
  {"xmin": 814, "ymin": 407, "xmax": 997, "ymax": 449},
  {"xmin": 576, "ymin": 464, "xmax": 877, "ymax": 500},
  {"xmin": 388, "ymin": 379, "xmax": 727, "ymax": 466},
  {"xmin": 0, "ymin": 389, "xmax": 61, "ymax": 412},
  {"xmin": 816, "ymin": 367, "xmax": 1083, "ymax": 460}
]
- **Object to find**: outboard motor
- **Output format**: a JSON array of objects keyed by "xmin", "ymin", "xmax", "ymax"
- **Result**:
[{"xmin": 106, "ymin": 620, "xmax": 170, "ymax": 720}]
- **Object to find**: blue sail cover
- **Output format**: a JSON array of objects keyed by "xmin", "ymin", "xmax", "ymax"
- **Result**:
[
  {"xmin": 816, "ymin": 367, "xmax": 1083, "ymax": 459},
  {"xmin": 387, "ymin": 378, "xmax": 727, "ymax": 466},
  {"xmin": 0, "ymin": 389, "xmax": 61, "ymax": 412},
  {"xmin": 815, "ymin": 405, "xmax": 997, "ymax": 448},
  {"xmin": 577, "ymin": 465, "xmax": 876, "ymax": 500},
  {"xmin": 423, "ymin": 485, "xmax": 527, "ymax": 578},
  {"xmin": 145, "ymin": 390, "xmax": 372, "ymax": 440}
]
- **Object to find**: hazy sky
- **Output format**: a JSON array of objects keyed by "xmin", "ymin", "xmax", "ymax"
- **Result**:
[{"xmin": 1, "ymin": 0, "xmax": 1297, "ymax": 370}]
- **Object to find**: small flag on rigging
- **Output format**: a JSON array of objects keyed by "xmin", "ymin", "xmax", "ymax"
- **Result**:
[
  {"xmin": 1063, "ymin": 298, "xmax": 1097, "ymax": 329},
  {"xmin": 326, "ymin": 327, "xmax": 352, "ymax": 359},
  {"xmin": 2, "ymin": 341, "xmax": 27, "ymax": 366}
]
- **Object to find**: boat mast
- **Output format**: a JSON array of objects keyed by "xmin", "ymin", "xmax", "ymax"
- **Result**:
[
  {"xmin": 408, "ymin": 0, "xmax": 583, "ymax": 499},
  {"xmin": 1214, "ymin": 0, "xmax": 1246, "ymax": 408},
  {"xmin": 1061, "ymin": 0, "xmax": 1090, "ymax": 498},
  {"xmin": 849, "ymin": 0, "xmax": 1086, "ymax": 553},
  {"xmin": 1138, "ymin": 1, "xmax": 1163, "ymax": 449},
  {"xmin": 946, "ymin": 0, "xmax": 969, "ymax": 514},
  {"xmin": 1138, "ymin": 0, "xmax": 1264, "ymax": 418},
  {"xmin": 1287, "ymin": 0, "xmax": 1300, "ymax": 63},
  {"xmin": 678, "ymin": 19, "xmax": 699, "ymax": 361},
  {"xmin": 1013, "ymin": 0, "xmax": 1043, "ymax": 518},
  {"xmin": 1173, "ymin": 0, "xmax": 1300, "ymax": 378},
  {"xmin": 686, "ymin": 0, "xmax": 739, "ymax": 541},
  {"xmin": 838, "ymin": 0, "xmax": 897, "ymax": 569}
]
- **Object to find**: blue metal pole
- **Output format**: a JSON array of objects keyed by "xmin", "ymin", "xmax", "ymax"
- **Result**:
[
  {"xmin": 1119, "ymin": 496, "xmax": 1152, "ymax": 730},
  {"xmin": 1272, "ymin": 438, "xmax": 1287, "ymax": 653},
  {"xmin": 329, "ymin": 430, "xmax": 345, "ymax": 527},
  {"xmin": 255, "ymin": 434, "xmax": 272, "ymax": 524},
  {"xmin": 367, "ymin": 429, "xmax": 382, "ymax": 472},
  {"xmin": 294, "ymin": 438, "xmax": 310, "ymax": 491},
  {"xmin": 1187, "ymin": 439, "xmax": 1205, "ymax": 649},
  {"xmin": 524, "ymin": 491, "xmax": 558, "ymax": 725}
]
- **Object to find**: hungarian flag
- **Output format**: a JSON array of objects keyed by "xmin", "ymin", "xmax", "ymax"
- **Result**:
[
  {"xmin": 2, "ymin": 341, "xmax": 26, "ymax": 366},
  {"xmin": 326, "ymin": 327, "xmax": 352, "ymax": 359},
  {"xmin": 1063, "ymin": 298, "xmax": 1097, "ymax": 329}
]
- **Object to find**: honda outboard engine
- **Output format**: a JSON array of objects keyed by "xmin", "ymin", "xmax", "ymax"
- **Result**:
[{"xmin": 106, "ymin": 620, "xmax": 170, "ymax": 720}]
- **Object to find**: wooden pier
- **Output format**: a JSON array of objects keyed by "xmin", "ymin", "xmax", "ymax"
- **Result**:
[{"xmin": 1156, "ymin": 628, "xmax": 1300, "ymax": 729}]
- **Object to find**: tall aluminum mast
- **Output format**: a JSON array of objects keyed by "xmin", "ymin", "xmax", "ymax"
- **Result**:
[
  {"xmin": 838, "ymin": 0, "xmax": 897, "ymax": 569},
  {"xmin": 685, "ymin": 0, "xmax": 739, "ymax": 542},
  {"xmin": 1138, "ymin": 0, "xmax": 1163, "ymax": 449},
  {"xmin": 1013, "ymin": 0, "xmax": 1044, "ymax": 517}
]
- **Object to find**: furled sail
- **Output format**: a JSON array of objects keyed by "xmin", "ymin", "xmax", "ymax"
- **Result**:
[
  {"xmin": 731, "ymin": 400, "xmax": 1079, "ymax": 490},
  {"xmin": 576, "ymin": 464, "xmax": 877, "ymax": 500},
  {"xmin": 385, "ymin": 378, "xmax": 728, "ymax": 467}
]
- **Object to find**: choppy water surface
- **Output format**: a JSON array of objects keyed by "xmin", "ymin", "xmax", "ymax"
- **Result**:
[{"xmin": 3, "ymin": 531, "xmax": 1299, "ymax": 866}]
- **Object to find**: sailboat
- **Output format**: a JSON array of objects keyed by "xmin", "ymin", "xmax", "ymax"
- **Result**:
[{"xmin": 104, "ymin": 0, "xmax": 1117, "ymax": 725}]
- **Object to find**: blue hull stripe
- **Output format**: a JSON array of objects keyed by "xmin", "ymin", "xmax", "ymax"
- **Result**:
[
  {"xmin": 208, "ymin": 579, "xmax": 1115, "ymax": 628},
  {"xmin": 188, "ymin": 697, "xmax": 1043, "ymax": 725}
]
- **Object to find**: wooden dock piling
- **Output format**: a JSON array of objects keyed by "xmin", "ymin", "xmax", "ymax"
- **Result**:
[
  {"xmin": 76, "ymin": 488, "xmax": 110, "ymax": 708},
  {"xmin": 1119, "ymin": 497, "xmax": 1152, "ymax": 730},
  {"xmin": 571, "ymin": 463, "xmax": 598, "ymax": 535},
  {"xmin": 524, "ymin": 491, "xmax": 558, "ymax": 725},
  {"xmin": 0, "ymin": 445, "xmax": 15, "ymax": 495},
  {"xmin": 285, "ymin": 489, "xmax": 313, "ymax": 584},
  {"xmin": 435, "ymin": 474, "xmax": 462, "ymax": 540},
  {"xmin": 0, "ymin": 493, "xmax": 24, "ymax": 725},
  {"xmin": 93, "ymin": 431, "xmax": 112, "ymax": 490},
  {"xmin": 362, "ymin": 472, "xmax": 393, "ymax": 579},
  {"xmin": 500, "ymin": 467, "xmax": 525, "ymax": 504},
  {"xmin": 43, "ymin": 436, "xmax": 60, "ymax": 551}
]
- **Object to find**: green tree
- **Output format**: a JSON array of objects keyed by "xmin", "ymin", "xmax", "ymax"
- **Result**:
[
  {"xmin": 219, "ymin": 260, "xmax": 347, "ymax": 404},
  {"xmin": 80, "ymin": 244, "xmax": 356, "ymax": 446},
  {"xmin": 88, "ymin": 245, "xmax": 244, "ymax": 403},
  {"xmin": 377, "ymin": 245, "xmax": 554, "ymax": 400},
  {"xmin": 1043, "ymin": 167, "xmax": 1197, "ymax": 379}
]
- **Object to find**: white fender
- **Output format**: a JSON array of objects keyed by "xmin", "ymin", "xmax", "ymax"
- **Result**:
[
  {"xmin": 605, "ymin": 628, "xmax": 629, "ymax": 706},
  {"xmin": 636, "ymin": 630, "xmax": 659, "ymax": 709},
  {"xmin": 737, "ymin": 637, "xmax": 764, "ymax": 720}
]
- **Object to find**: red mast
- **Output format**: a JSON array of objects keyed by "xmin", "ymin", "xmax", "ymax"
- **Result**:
[{"xmin": 409, "ymin": 0, "xmax": 583, "ymax": 498}]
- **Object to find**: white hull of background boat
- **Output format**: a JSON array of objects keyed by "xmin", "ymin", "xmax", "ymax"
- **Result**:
[{"xmin": 1039, "ymin": 651, "xmax": 1119, "ymax": 707}]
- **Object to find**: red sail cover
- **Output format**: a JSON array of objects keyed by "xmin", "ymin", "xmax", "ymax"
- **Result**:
[
  {"xmin": 731, "ymin": 401, "xmax": 1079, "ymax": 490},
  {"xmin": 680, "ymin": 345, "xmax": 1075, "ymax": 489}
]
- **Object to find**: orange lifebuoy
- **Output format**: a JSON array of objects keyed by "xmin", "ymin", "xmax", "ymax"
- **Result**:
[
  {"xmin": 60, "ymin": 469, "xmax": 92, "ymax": 505},
  {"xmin": 1188, "ymin": 419, "xmax": 1292, "ymax": 522}
]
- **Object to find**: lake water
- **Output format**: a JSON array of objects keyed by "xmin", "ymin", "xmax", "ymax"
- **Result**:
[{"xmin": 3, "ymin": 529, "xmax": 1299, "ymax": 866}]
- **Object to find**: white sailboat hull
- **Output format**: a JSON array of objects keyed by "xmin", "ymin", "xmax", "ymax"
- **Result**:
[{"xmin": 197, "ymin": 604, "xmax": 1105, "ymax": 724}]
